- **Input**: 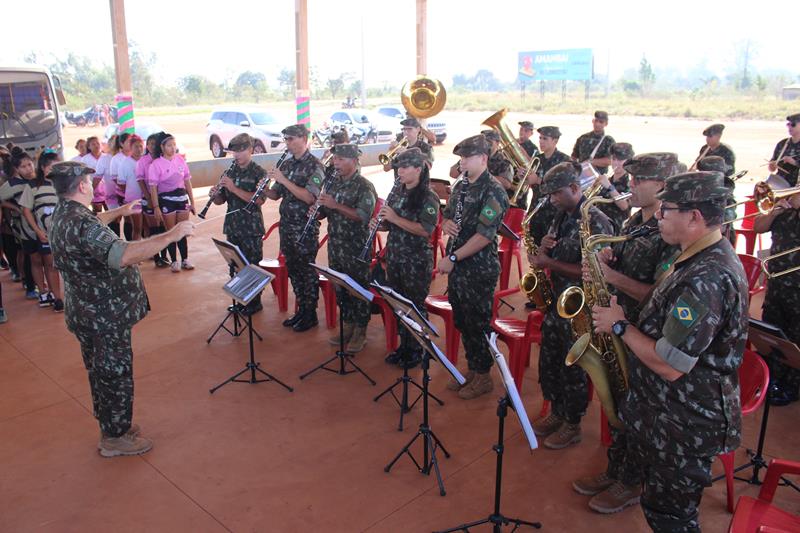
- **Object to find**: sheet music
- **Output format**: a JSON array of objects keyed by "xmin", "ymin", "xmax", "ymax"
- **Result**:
[
  {"xmin": 223, "ymin": 265, "xmax": 273, "ymax": 305},
  {"xmin": 371, "ymin": 281, "xmax": 439, "ymax": 337},
  {"xmin": 311, "ymin": 263, "xmax": 374, "ymax": 302},
  {"xmin": 399, "ymin": 315, "xmax": 464, "ymax": 384}
]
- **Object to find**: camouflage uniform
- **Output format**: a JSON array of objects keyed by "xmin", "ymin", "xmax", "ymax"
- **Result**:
[
  {"xmin": 444, "ymin": 136, "xmax": 509, "ymax": 374},
  {"xmin": 572, "ymin": 130, "xmax": 616, "ymax": 175},
  {"xmin": 527, "ymin": 146, "xmax": 570, "ymax": 245},
  {"xmin": 50, "ymin": 197, "xmax": 148, "ymax": 439},
  {"xmin": 273, "ymin": 150, "xmax": 325, "ymax": 312},
  {"xmin": 398, "ymin": 117, "xmax": 435, "ymax": 168},
  {"xmin": 770, "ymin": 115, "xmax": 800, "ymax": 186},
  {"xmin": 519, "ymin": 121, "xmax": 540, "ymax": 158},
  {"xmin": 321, "ymin": 146, "xmax": 377, "ymax": 328},
  {"xmin": 622, "ymin": 172, "xmax": 748, "ymax": 532},
  {"xmin": 697, "ymin": 156, "xmax": 737, "ymax": 246},
  {"xmin": 596, "ymin": 173, "xmax": 631, "ymax": 232},
  {"xmin": 697, "ymin": 144, "xmax": 735, "ymax": 177}
]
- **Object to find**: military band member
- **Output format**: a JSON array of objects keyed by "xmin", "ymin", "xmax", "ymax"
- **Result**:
[
  {"xmin": 264, "ymin": 124, "xmax": 325, "ymax": 332},
  {"xmin": 524, "ymin": 126, "xmax": 570, "ymax": 244},
  {"xmin": 572, "ymin": 153, "xmax": 680, "ymax": 515},
  {"xmin": 693, "ymin": 123, "xmax": 735, "ymax": 176},
  {"xmin": 592, "ymin": 171, "xmax": 748, "ymax": 532},
  {"xmin": 48, "ymin": 161, "xmax": 194, "ymax": 457},
  {"xmin": 572, "ymin": 111, "xmax": 615, "ymax": 175},
  {"xmin": 317, "ymin": 143, "xmax": 377, "ymax": 353},
  {"xmin": 594, "ymin": 142, "xmax": 633, "ymax": 232},
  {"xmin": 753, "ymin": 184, "xmax": 800, "ymax": 405},
  {"xmin": 439, "ymin": 135, "xmax": 509, "ymax": 399},
  {"xmin": 528, "ymin": 162, "xmax": 614, "ymax": 449},
  {"xmin": 518, "ymin": 120, "xmax": 540, "ymax": 158},
  {"xmin": 382, "ymin": 117, "xmax": 433, "ymax": 172},
  {"xmin": 480, "ymin": 129, "xmax": 521, "ymax": 208},
  {"xmin": 210, "ymin": 133, "xmax": 268, "ymax": 315},
  {"xmin": 697, "ymin": 155, "xmax": 737, "ymax": 246},
  {"xmin": 767, "ymin": 113, "xmax": 800, "ymax": 187}
]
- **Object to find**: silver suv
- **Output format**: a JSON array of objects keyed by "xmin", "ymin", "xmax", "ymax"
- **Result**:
[{"xmin": 206, "ymin": 107, "xmax": 289, "ymax": 158}]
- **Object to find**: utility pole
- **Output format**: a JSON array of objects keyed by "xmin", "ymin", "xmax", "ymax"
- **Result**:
[
  {"xmin": 295, "ymin": 0, "xmax": 311, "ymax": 128},
  {"xmin": 109, "ymin": 0, "xmax": 134, "ymax": 133}
]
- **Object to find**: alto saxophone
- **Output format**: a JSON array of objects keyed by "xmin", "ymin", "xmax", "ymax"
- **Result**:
[{"xmin": 519, "ymin": 197, "xmax": 553, "ymax": 310}]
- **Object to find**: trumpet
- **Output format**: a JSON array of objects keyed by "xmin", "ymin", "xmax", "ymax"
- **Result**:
[
  {"xmin": 244, "ymin": 149, "xmax": 289, "ymax": 213},
  {"xmin": 197, "ymin": 160, "xmax": 236, "ymax": 219},
  {"xmin": 378, "ymin": 137, "xmax": 409, "ymax": 166},
  {"xmin": 723, "ymin": 182, "xmax": 800, "ymax": 225},
  {"xmin": 761, "ymin": 245, "xmax": 800, "ymax": 279}
]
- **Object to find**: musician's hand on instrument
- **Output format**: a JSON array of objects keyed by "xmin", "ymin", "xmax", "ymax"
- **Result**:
[
  {"xmin": 783, "ymin": 156, "xmax": 798, "ymax": 167},
  {"xmin": 530, "ymin": 247, "xmax": 551, "ymax": 268},
  {"xmin": 768, "ymin": 160, "xmax": 778, "ymax": 172},
  {"xmin": 596, "ymin": 247, "xmax": 614, "ymax": 265},
  {"xmin": 526, "ymin": 172, "xmax": 541, "ymax": 186},
  {"xmin": 441, "ymin": 219, "xmax": 460, "ymax": 238},
  {"xmin": 437, "ymin": 256, "xmax": 455, "ymax": 275},
  {"xmin": 269, "ymin": 169, "xmax": 288, "ymax": 186},
  {"xmin": 219, "ymin": 176, "xmax": 234, "ymax": 190},
  {"xmin": 540, "ymin": 234, "xmax": 557, "ymax": 250},
  {"xmin": 380, "ymin": 205, "xmax": 397, "ymax": 223},
  {"xmin": 597, "ymin": 173, "xmax": 611, "ymax": 188},
  {"xmin": 317, "ymin": 192, "xmax": 336, "ymax": 209},
  {"xmin": 591, "ymin": 296, "xmax": 624, "ymax": 335}
]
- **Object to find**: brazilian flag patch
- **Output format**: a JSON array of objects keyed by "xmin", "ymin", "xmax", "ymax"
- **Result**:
[
  {"xmin": 311, "ymin": 175, "xmax": 322, "ymax": 186},
  {"xmin": 671, "ymin": 297, "xmax": 697, "ymax": 327},
  {"xmin": 482, "ymin": 205, "xmax": 497, "ymax": 221},
  {"xmin": 426, "ymin": 206, "xmax": 437, "ymax": 215}
]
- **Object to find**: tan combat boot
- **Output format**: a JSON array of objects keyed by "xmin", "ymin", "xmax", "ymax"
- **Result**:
[
  {"xmin": 345, "ymin": 326, "xmax": 367, "ymax": 354},
  {"xmin": 447, "ymin": 370, "xmax": 474, "ymax": 391},
  {"xmin": 99, "ymin": 432, "xmax": 153, "ymax": 458},
  {"xmin": 572, "ymin": 472, "xmax": 616, "ymax": 496},
  {"xmin": 588, "ymin": 481, "xmax": 641, "ymax": 514},
  {"xmin": 330, "ymin": 322, "xmax": 355, "ymax": 346},
  {"xmin": 98, "ymin": 423, "xmax": 141, "ymax": 450},
  {"xmin": 543, "ymin": 422, "xmax": 582, "ymax": 449},
  {"xmin": 458, "ymin": 372, "xmax": 493, "ymax": 400},
  {"xmin": 531, "ymin": 414, "xmax": 564, "ymax": 437}
]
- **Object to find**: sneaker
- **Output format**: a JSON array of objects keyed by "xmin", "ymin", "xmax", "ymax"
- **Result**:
[
  {"xmin": 573, "ymin": 472, "xmax": 616, "ymax": 496},
  {"xmin": 0, "ymin": 308, "xmax": 7, "ymax": 324},
  {"xmin": 26, "ymin": 289, "xmax": 39, "ymax": 300},
  {"xmin": 47, "ymin": 292, "xmax": 56, "ymax": 305},
  {"xmin": 532, "ymin": 414, "xmax": 564, "ymax": 437},
  {"xmin": 154, "ymin": 257, "xmax": 170, "ymax": 268},
  {"xmin": 97, "ymin": 423, "xmax": 141, "ymax": 450},
  {"xmin": 543, "ymin": 422, "xmax": 582, "ymax": 450},
  {"xmin": 170, "ymin": 261, "xmax": 181, "ymax": 273},
  {"xmin": 458, "ymin": 372, "xmax": 493, "ymax": 400},
  {"xmin": 38, "ymin": 294, "xmax": 51, "ymax": 308},
  {"xmin": 181, "ymin": 259, "xmax": 194, "ymax": 270},
  {"xmin": 588, "ymin": 481, "xmax": 641, "ymax": 514},
  {"xmin": 345, "ymin": 326, "xmax": 367, "ymax": 354},
  {"xmin": 447, "ymin": 370, "xmax": 474, "ymax": 391},
  {"xmin": 329, "ymin": 322, "xmax": 355, "ymax": 346},
  {"xmin": 11, "ymin": 271, "xmax": 21, "ymax": 282},
  {"xmin": 99, "ymin": 432, "xmax": 153, "ymax": 458},
  {"xmin": 53, "ymin": 299, "xmax": 64, "ymax": 313}
]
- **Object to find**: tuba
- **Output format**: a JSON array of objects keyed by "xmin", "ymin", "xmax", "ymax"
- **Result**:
[
  {"xmin": 519, "ymin": 197, "xmax": 553, "ymax": 310},
  {"xmin": 482, "ymin": 109, "xmax": 534, "ymax": 208}
]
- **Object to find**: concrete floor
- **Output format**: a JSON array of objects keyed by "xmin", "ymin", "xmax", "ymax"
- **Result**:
[{"xmin": 1, "ymin": 199, "xmax": 798, "ymax": 533}]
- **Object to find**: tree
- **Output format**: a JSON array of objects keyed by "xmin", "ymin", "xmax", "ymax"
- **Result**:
[
  {"xmin": 277, "ymin": 69, "xmax": 295, "ymax": 97},
  {"xmin": 639, "ymin": 55, "xmax": 655, "ymax": 95},
  {"xmin": 235, "ymin": 71, "xmax": 266, "ymax": 89},
  {"xmin": 128, "ymin": 42, "xmax": 157, "ymax": 104},
  {"xmin": 733, "ymin": 39, "xmax": 758, "ymax": 91},
  {"xmin": 327, "ymin": 77, "xmax": 344, "ymax": 99}
]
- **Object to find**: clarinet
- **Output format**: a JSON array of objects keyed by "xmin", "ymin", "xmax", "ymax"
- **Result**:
[
  {"xmin": 197, "ymin": 160, "xmax": 236, "ymax": 219},
  {"xmin": 356, "ymin": 176, "xmax": 404, "ymax": 263},
  {"xmin": 296, "ymin": 169, "xmax": 337, "ymax": 244},
  {"xmin": 244, "ymin": 149, "xmax": 289, "ymax": 213},
  {"xmin": 445, "ymin": 172, "xmax": 469, "ymax": 255}
]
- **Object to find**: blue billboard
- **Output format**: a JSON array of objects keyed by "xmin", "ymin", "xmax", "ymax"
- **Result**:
[{"xmin": 518, "ymin": 49, "xmax": 594, "ymax": 81}]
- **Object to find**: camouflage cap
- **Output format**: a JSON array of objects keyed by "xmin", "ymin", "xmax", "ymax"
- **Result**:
[
  {"xmin": 393, "ymin": 147, "xmax": 425, "ymax": 168},
  {"xmin": 610, "ymin": 142, "xmax": 634, "ymax": 160},
  {"xmin": 480, "ymin": 129, "xmax": 501, "ymax": 143},
  {"xmin": 702, "ymin": 123, "xmax": 725, "ymax": 137},
  {"xmin": 48, "ymin": 161, "xmax": 95, "ymax": 179},
  {"xmin": 400, "ymin": 117, "xmax": 421, "ymax": 128},
  {"xmin": 696, "ymin": 155, "xmax": 729, "ymax": 174},
  {"xmin": 227, "ymin": 133, "xmax": 253, "ymax": 152},
  {"xmin": 594, "ymin": 110, "xmax": 609, "ymax": 121},
  {"xmin": 453, "ymin": 135, "xmax": 491, "ymax": 157},
  {"xmin": 623, "ymin": 152, "xmax": 678, "ymax": 181},
  {"xmin": 537, "ymin": 126, "xmax": 561, "ymax": 138},
  {"xmin": 518, "ymin": 120, "xmax": 534, "ymax": 130},
  {"xmin": 787, "ymin": 113, "xmax": 800, "ymax": 123},
  {"xmin": 282, "ymin": 124, "xmax": 309, "ymax": 138},
  {"xmin": 539, "ymin": 161, "xmax": 581, "ymax": 195},
  {"xmin": 656, "ymin": 171, "xmax": 730, "ymax": 204},
  {"xmin": 331, "ymin": 143, "xmax": 361, "ymax": 159},
  {"xmin": 331, "ymin": 130, "xmax": 349, "ymax": 144}
]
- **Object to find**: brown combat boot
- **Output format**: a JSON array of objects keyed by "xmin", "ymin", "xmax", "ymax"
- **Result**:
[
  {"xmin": 447, "ymin": 370, "xmax": 474, "ymax": 391},
  {"xmin": 543, "ymin": 422, "xmax": 582, "ymax": 449},
  {"xmin": 572, "ymin": 472, "xmax": 616, "ymax": 496},
  {"xmin": 531, "ymin": 414, "xmax": 564, "ymax": 437},
  {"xmin": 458, "ymin": 372, "xmax": 493, "ymax": 400},
  {"xmin": 99, "ymin": 432, "xmax": 153, "ymax": 458},
  {"xmin": 588, "ymin": 481, "xmax": 641, "ymax": 514},
  {"xmin": 345, "ymin": 326, "xmax": 367, "ymax": 354},
  {"xmin": 98, "ymin": 423, "xmax": 141, "ymax": 450},
  {"xmin": 330, "ymin": 322, "xmax": 355, "ymax": 346}
]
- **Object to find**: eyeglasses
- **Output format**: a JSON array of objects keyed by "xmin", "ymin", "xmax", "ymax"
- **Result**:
[{"xmin": 659, "ymin": 204, "xmax": 690, "ymax": 217}]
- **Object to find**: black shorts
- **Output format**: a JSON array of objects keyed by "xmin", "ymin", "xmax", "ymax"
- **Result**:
[
  {"xmin": 158, "ymin": 189, "xmax": 189, "ymax": 214},
  {"xmin": 22, "ymin": 238, "xmax": 51, "ymax": 255}
]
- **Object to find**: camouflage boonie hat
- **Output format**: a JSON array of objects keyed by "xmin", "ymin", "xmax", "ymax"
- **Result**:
[
  {"xmin": 594, "ymin": 110, "xmax": 609, "ymax": 121},
  {"xmin": 453, "ymin": 135, "xmax": 491, "ymax": 157},
  {"xmin": 400, "ymin": 117, "xmax": 421, "ymax": 128},
  {"xmin": 331, "ymin": 143, "xmax": 361, "ymax": 159},
  {"xmin": 609, "ymin": 142, "xmax": 634, "ymax": 160},
  {"xmin": 227, "ymin": 133, "xmax": 253, "ymax": 152},
  {"xmin": 702, "ymin": 123, "xmax": 725, "ymax": 137},
  {"xmin": 480, "ymin": 129, "xmax": 501, "ymax": 143},
  {"xmin": 282, "ymin": 124, "xmax": 309, "ymax": 138},
  {"xmin": 331, "ymin": 130, "xmax": 349, "ymax": 144},
  {"xmin": 787, "ymin": 113, "xmax": 800, "ymax": 123},
  {"xmin": 537, "ymin": 126, "xmax": 561, "ymax": 138},
  {"xmin": 393, "ymin": 147, "xmax": 425, "ymax": 168},
  {"xmin": 48, "ymin": 161, "xmax": 95, "ymax": 179},
  {"xmin": 696, "ymin": 155, "xmax": 728, "ymax": 175},
  {"xmin": 518, "ymin": 120, "xmax": 534, "ymax": 130},
  {"xmin": 539, "ymin": 161, "xmax": 581, "ymax": 195},
  {"xmin": 656, "ymin": 171, "xmax": 730, "ymax": 204},
  {"xmin": 623, "ymin": 152, "xmax": 678, "ymax": 181}
]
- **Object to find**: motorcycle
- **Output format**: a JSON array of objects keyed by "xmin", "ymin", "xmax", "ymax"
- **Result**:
[{"xmin": 341, "ymin": 96, "xmax": 358, "ymax": 109}]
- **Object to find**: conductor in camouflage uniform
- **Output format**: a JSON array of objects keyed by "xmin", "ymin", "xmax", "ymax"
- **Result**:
[
  {"xmin": 48, "ymin": 161, "xmax": 193, "ymax": 458},
  {"xmin": 265, "ymin": 124, "xmax": 325, "ymax": 332},
  {"xmin": 377, "ymin": 148, "xmax": 440, "ymax": 369},
  {"xmin": 754, "ymin": 184, "xmax": 800, "ymax": 405},
  {"xmin": 318, "ymin": 143, "xmax": 377, "ymax": 353},
  {"xmin": 572, "ymin": 111, "xmax": 616, "ymax": 175},
  {"xmin": 696, "ymin": 155, "xmax": 737, "ymax": 246},
  {"xmin": 528, "ymin": 161, "xmax": 614, "ymax": 449},
  {"xmin": 572, "ymin": 153, "xmax": 680, "ymax": 515},
  {"xmin": 211, "ymin": 133, "xmax": 267, "ymax": 314},
  {"xmin": 438, "ymin": 135, "xmax": 509, "ymax": 400},
  {"xmin": 695, "ymin": 124, "xmax": 735, "ymax": 177},
  {"xmin": 592, "ymin": 171, "xmax": 748, "ymax": 533}
]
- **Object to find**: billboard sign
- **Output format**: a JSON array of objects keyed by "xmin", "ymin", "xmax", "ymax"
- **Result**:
[{"xmin": 518, "ymin": 49, "xmax": 593, "ymax": 81}]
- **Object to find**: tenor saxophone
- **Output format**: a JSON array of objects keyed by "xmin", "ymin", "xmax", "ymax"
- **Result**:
[{"xmin": 519, "ymin": 197, "xmax": 553, "ymax": 311}]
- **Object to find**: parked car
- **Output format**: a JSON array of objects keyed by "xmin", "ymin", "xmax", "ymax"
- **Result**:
[
  {"xmin": 375, "ymin": 104, "xmax": 447, "ymax": 144},
  {"xmin": 102, "ymin": 122, "xmax": 165, "ymax": 146},
  {"xmin": 206, "ymin": 107, "xmax": 289, "ymax": 158},
  {"xmin": 328, "ymin": 109, "xmax": 395, "ymax": 144}
]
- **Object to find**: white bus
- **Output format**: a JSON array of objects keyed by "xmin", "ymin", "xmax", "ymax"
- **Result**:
[{"xmin": 0, "ymin": 65, "xmax": 67, "ymax": 158}]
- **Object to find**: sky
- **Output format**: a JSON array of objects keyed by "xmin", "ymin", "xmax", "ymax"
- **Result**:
[{"xmin": 0, "ymin": 0, "xmax": 793, "ymax": 88}]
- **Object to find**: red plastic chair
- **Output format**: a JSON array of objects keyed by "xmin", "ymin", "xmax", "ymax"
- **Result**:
[
  {"xmin": 735, "ymin": 197, "xmax": 763, "ymax": 255},
  {"xmin": 369, "ymin": 288, "xmax": 399, "ymax": 353},
  {"xmin": 728, "ymin": 459, "xmax": 800, "ymax": 532},
  {"xmin": 718, "ymin": 349, "xmax": 771, "ymax": 513},
  {"xmin": 425, "ymin": 294, "xmax": 460, "ymax": 364},
  {"xmin": 498, "ymin": 207, "xmax": 525, "ymax": 290},
  {"xmin": 259, "ymin": 221, "xmax": 289, "ymax": 312},
  {"xmin": 738, "ymin": 254, "xmax": 766, "ymax": 299},
  {"xmin": 490, "ymin": 287, "xmax": 543, "ymax": 391},
  {"xmin": 430, "ymin": 212, "xmax": 446, "ymax": 270},
  {"xmin": 311, "ymin": 234, "xmax": 338, "ymax": 329}
]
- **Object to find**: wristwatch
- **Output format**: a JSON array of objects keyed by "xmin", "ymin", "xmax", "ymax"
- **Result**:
[
  {"xmin": 612, "ymin": 319, "xmax": 630, "ymax": 337},
  {"xmin": 448, "ymin": 253, "xmax": 458, "ymax": 263}
]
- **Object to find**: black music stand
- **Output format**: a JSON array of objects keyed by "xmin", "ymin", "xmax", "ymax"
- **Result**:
[
  {"xmin": 299, "ymin": 264, "xmax": 376, "ymax": 386},
  {"xmin": 371, "ymin": 282, "xmax": 444, "ymax": 431},
  {"xmin": 385, "ymin": 315, "xmax": 465, "ymax": 496},
  {"xmin": 206, "ymin": 238, "xmax": 263, "ymax": 344},
  {"xmin": 209, "ymin": 265, "xmax": 293, "ymax": 395},
  {"xmin": 435, "ymin": 332, "xmax": 541, "ymax": 533},
  {"xmin": 712, "ymin": 318, "xmax": 800, "ymax": 492}
]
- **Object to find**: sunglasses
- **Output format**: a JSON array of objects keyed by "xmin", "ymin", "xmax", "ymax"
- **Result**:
[{"xmin": 789, "ymin": 122, "xmax": 798, "ymax": 128}]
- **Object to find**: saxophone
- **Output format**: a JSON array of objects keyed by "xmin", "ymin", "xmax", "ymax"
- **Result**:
[{"xmin": 519, "ymin": 197, "xmax": 553, "ymax": 311}]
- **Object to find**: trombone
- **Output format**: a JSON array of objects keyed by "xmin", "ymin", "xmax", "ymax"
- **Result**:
[
  {"xmin": 510, "ymin": 155, "xmax": 540, "ymax": 206},
  {"xmin": 723, "ymin": 182, "xmax": 800, "ymax": 225},
  {"xmin": 761, "ymin": 246, "xmax": 800, "ymax": 279}
]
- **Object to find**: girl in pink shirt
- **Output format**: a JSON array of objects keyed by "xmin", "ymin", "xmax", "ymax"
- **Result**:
[
  {"xmin": 137, "ymin": 134, "xmax": 169, "ymax": 268},
  {"xmin": 147, "ymin": 133, "xmax": 195, "ymax": 271},
  {"xmin": 117, "ymin": 135, "xmax": 144, "ymax": 240}
]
